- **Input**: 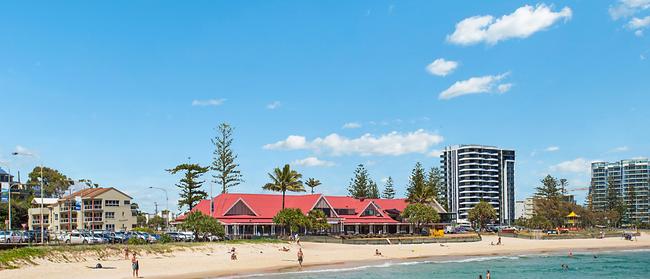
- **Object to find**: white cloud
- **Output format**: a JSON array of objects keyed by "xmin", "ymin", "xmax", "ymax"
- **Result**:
[
  {"xmin": 292, "ymin": 156, "xmax": 335, "ymax": 167},
  {"xmin": 629, "ymin": 16, "xmax": 650, "ymax": 30},
  {"xmin": 545, "ymin": 146, "xmax": 560, "ymax": 152},
  {"xmin": 263, "ymin": 135, "xmax": 308, "ymax": 150},
  {"xmin": 636, "ymin": 30, "xmax": 645, "ymax": 36},
  {"xmin": 426, "ymin": 58, "xmax": 459, "ymax": 76},
  {"xmin": 610, "ymin": 146, "xmax": 630, "ymax": 153},
  {"xmin": 191, "ymin": 98, "xmax": 225, "ymax": 106},
  {"xmin": 447, "ymin": 4, "xmax": 572, "ymax": 45},
  {"xmin": 264, "ymin": 129, "xmax": 444, "ymax": 156},
  {"xmin": 342, "ymin": 122, "xmax": 362, "ymax": 129},
  {"xmin": 439, "ymin": 72, "xmax": 511, "ymax": 100},
  {"xmin": 267, "ymin": 101, "xmax": 281, "ymax": 110},
  {"xmin": 427, "ymin": 149, "xmax": 443, "ymax": 157},
  {"xmin": 549, "ymin": 158, "xmax": 591, "ymax": 173},
  {"xmin": 609, "ymin": 0, "xmax": 650, "ymax": 20},
  {"xmin": 497, "ymin": 83, "xmax": 513, "ymax": 93}
]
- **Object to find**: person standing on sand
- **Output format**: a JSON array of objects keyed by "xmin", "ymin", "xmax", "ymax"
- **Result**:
[
  {"xmin": 131, "ymin": 252, "xmax": 139, "ymax": 278},
  {"xmin": 297, "ymin": 248, "xmax": 304, "ymax": 268},
  {"xmin": 124, "ymin": 247, "xmax": 129, "ymax": 260}
]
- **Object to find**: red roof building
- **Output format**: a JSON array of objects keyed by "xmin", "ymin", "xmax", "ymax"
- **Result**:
[{"xmin": 178, "ymin": 193, "xmax": 449, "ymax": 236}]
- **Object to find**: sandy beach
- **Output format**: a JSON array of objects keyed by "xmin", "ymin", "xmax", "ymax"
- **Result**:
[{"xmin": 2, "ymin": 234, "xmax": 649, "ymax": 279}]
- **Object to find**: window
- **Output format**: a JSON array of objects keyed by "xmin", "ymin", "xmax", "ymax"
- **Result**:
[
  {"xmin": 105, "ymin": 224, "xmax": 115, "ymax": 231},
  {"xmin": 105, "ymin": 200, "xmax": 119, "ymax": 207},
  {"xmin": 123, "ymin": 200, "xmax": 130, "ymax": 205},
  {"xmin": 54, "ymin": 213, "xmax": 59, "ymax": 221},
  {"xmin": 105, "ymin": 212, "xmax": 115, "ymax": 219}
]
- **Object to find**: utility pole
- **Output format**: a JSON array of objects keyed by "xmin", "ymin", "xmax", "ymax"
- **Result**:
[{"xmin": 154, "ymin": 202, "xmax": 158, "ymax": 215}]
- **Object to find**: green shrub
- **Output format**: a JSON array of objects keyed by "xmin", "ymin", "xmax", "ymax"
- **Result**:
[
  {"xmin": 159, "ymin": 234, "xmax": 173, "ymax": 244},
  {"xmin": 127, "ymin": 237, "xmax": 146, "ymax": 245}
]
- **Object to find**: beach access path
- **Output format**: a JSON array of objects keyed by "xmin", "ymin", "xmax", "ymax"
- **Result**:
[{"xmin": 2, "ymin": 234, "xmax": 649, "ymax": 279}]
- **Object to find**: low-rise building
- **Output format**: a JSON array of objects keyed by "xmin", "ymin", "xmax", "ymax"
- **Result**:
[
  {"xmin": 178, "ymin": 193, "xmax": 452, "ymax": 237},
  {"xmin": 28, "ymin": 187, "xmax": 137, "ymax": 232}
]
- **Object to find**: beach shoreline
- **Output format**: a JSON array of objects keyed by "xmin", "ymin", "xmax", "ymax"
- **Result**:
[
  {"xmin": 2, "ymin": 234, "xmax": 649, "ymax": 279},
  {"xmin": 163, "ymin": 241, "xmax": 650, "ymax": 279}
]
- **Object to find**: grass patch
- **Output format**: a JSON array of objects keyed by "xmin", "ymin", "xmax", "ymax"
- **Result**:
[
  {"xmin": 0, "ymin": 240, "xmax": 283, "ymax": 269},
  {"xmin": 0, "ymin": 247, "xmax": 47, "ymax": 269}
]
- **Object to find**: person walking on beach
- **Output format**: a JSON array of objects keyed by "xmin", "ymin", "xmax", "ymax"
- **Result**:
[
  {"xmin": 297, "ymin": 248, "xmax": 304, "ymax": 268},
  {"xmin": 124, "ymin": 247, "xmax": 129, "ymax": 260},
  {"xmin": 131, "ymin": 252, "xmax": 139, "ymax": 278}
]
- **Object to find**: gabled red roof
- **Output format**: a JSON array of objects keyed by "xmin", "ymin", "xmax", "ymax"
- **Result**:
[{"xmin": 178, "ymin": 193, "xmax": 415, "ymax": 225}]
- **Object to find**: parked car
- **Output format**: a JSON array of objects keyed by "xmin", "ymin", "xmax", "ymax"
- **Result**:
[
  {"xmin": 180, "ymin": 232, "xmax": 195, "ymax": 242},
  {"xmin": 113, "ymin": 232, "xmax": 128, "ymax": 243},
  {"xmin": 62, "ymin": 232, "xmax": 98, "ymax": 244},
  {"xmin": 164, "ymin": 232, "xmax": 183, "ymax": 242},
  {"xmin": 3, "ymin": 231, "xmax": 25, "ymax": 243}
]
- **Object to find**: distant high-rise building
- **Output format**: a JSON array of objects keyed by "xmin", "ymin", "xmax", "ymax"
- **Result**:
[
  {"xmin": 515, "ymin": 197, "xmax": 535, "ymax": 220},
  {"xmin": 590, "ymin": 159, "xmax": 650, "ymax": 224},
  {"xmin": 441, "ymin": 145, "xmax": 515, "ymax": 224}
]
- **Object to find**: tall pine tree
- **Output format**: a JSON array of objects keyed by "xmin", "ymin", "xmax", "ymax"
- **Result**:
[
  {"xmin": 606, "ymin": 176, "xmax": 626, "ymax": 227},
  {"xmin": 348, "ymin": 164, "xmax": 371, "ymax": 199},
  {"xmin": 382, "ymin": 176, "xmax": 396, "ymax": 199},
  {"xmin": 368, "ymin": 179, "xmax": 380, "ymax": 199},
  {"xmin": 406, "ymin": 162, "xmax": 434, "ymax": 204},
  {"xmin": 212, "ymin": 123, "xmax": 244, "ymax": 194},
  {"xmin": 167, "ymin": 163, "xmax": 210, "ymax": 211},
  {"xmin": 426, "ymin": 167, "xmax": 446, "ymax": 209}
]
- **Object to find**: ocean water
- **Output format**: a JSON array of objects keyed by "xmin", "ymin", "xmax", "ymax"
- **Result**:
[{"xmin": 233, "ymin": 250, "xmax": 650, "ymax": 279}]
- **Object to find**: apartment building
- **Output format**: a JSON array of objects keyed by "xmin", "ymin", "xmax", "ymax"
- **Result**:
[
  {"xmin": 514, "ymin": 197, "xmax": 535, "ymax": 220},
  {"xmin": 441, "ymin": 144, "xmax": 515, "ymax": 224},
  {"xmin": 590, "ymin": 159, "xmax": 650, "ymax": 224},
  {"xmin": 28, "ymin": 187, "xmax": 137, "ymax": 232}
]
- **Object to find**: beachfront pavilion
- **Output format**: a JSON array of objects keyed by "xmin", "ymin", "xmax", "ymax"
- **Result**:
[{"xmin": 176, "ymin": 193, "xmax": 451, "ymax": 237}]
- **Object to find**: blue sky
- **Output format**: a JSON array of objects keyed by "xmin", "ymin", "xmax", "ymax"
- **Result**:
[{"xmin": 1, "ymin": 1, "xmax": 649, "ymax": 214}]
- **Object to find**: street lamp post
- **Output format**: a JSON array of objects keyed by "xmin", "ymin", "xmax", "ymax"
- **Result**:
[
  {"xmin": 12, "ymin": 152, "xmax": 45, "ymax": 243},
  {"xmin": 149, "ymin": 186, "xmax": 169, "ymax": 230}
]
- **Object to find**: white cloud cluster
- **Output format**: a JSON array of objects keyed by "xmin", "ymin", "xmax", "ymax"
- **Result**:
[
  {"xmin": 264, "ymin": 129, "xmax": 444, "ymax": 156},
  {"xmin": 609, "ymin": 0, "xmax": 650, "ymax": 19},
  {"xmin": 610, "ymin": 146, "xmax": 630, "ymax": 153},
  {"xmin": 549, "ymin": 158, "xmax": 591, "ymax": 173},
  {"xmin": 439, "ymin": 72, "xmax": 511, "ymax": 100},
  {"xmin": 545, "ymin": 146, "xmax": 560, "ymax": 152},
  {"xmin": 447, "ymin": 4, "xmax": 572, "ymax": 45},
  {"xmin": 192, "ymin": 99, "xmax": 225, "ymax": 106},
  {"xmin": 426, "ymin": 58, "xmax": 459, "ymax": 76},
  {"xmin": 267, "ymin": 101, "xmax": 281, "ymax": 110},
  {"xmin": 628, "ymin": 16, "xmax": 650, "ymax": 36},
  {"xmin": 342, "ymin": 122, "xmax": 362, "ymax": 129},
  {"xmin": 292, "ymin": 157, "xmax": 335, "ymax": 167},
  {"xmin": 610, "ymin": 1, "xmax": 650, "ymax": 36}
]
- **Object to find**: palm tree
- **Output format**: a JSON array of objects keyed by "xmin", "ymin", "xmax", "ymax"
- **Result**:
[
  {"xmin": 263, "ymin": 164, "xmax": 305, "ymax": 209},
  {"xmin": 305, "ymin": 178, "xmax": 322, "ymax": 194}
]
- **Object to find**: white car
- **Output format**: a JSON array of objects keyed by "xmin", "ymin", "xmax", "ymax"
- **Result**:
[
  {"xmin": 62, "ymin": 232, "xmax": 99, "ymax": 244},
  {"xmin": 3, "ymin": 231, "xmax": 25, "ymax": 243}
]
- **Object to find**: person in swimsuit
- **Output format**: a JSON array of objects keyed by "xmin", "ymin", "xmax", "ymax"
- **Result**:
[
  {"xmin": 297, "ymin": 248, "xmax": 304, "ymax": 267},
  {"xmin": 486, "ymin": 270, "xmax": 491, "ymax": 279},
  {"xmin": 131, "ymin": 252, "xmax": 139, "ymax": 277}
]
